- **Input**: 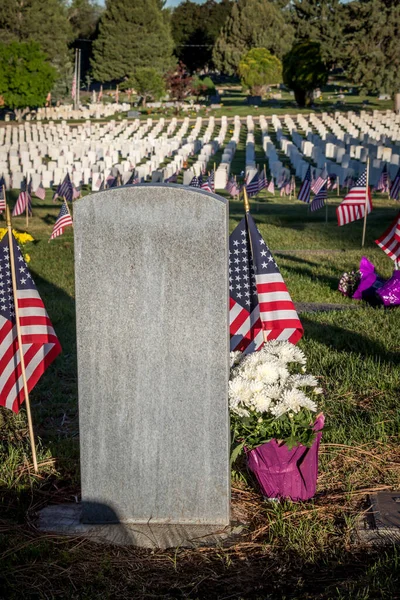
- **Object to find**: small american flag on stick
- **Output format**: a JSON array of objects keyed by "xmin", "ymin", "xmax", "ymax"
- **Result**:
[
  {"xmin": 310, "ymin": 183, "xmax": 327, "ymax": 212},
  {"xmin": 336, "ymin": 167, "xmax": 372, "ymax": 226},
  {"xmin": 375, "ymin": 212, "xmax": 400, "ymax": 264},
  {"xmin": 0, "ymin": 177, "xmax": 6, "ymax": 211},
  {"xmin": 0, "ymin": 232, "xmax": 61, "ymax": 413},
  {"xmin": 49, "ymin": 201, "xmax": 73, "ymax": 241},
  {"xmin": 297, "ymin": 166, "xmax": 312, "ymax": 203},
  {"xmin": 390, "ymin": 167, "xmax": 400, "ymax": 201},
  {"xmin": 12, "ymin": 179, "xmax": 32, "ymax": 217},
  {"xmin": 229, "ymin": 211, "xmax": 303, "ymax": 354},
  {"xmin": 34, "ymin": 182, "xmax": 46, "ymax": 201}
]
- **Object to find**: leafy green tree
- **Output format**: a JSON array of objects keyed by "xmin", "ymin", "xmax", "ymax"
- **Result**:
[
  {"xmin": 239, "ymin": 48, "xmax": 282, "ymax": 96},
  {"xmin": 122, "ymin": 68, "xmax": 166, "ymax": 107},
  {"xmin": 344, "ymin": 0, "xmax": 400, "ymax": 97},
  {"xmin": 171, "ymin": 0, "xmax": 232, "ymax": 72},
  {"xmin": 291, "ymin": 0, "xmax": 347, "ymax": 67},
  {"xmin": 0, "ymin": 42, "xmax": 56, "ymax": 120},
  {"xmin": 282, "ymin": 40, "xmax": 328, "ymax": 107},
  {"xmin": 0, "ymin": 0, "xmax": 72, "ymax": 67},
  {"xmin": 191, "ymin": 75, "xmax": 216, "ymax": 100},
  {"xmin": 92, "ymin": 0, "xmax": 174, "ymax": 83},
  {"xmin": 213, "ymin": 0, "xmax": 294, "ymax": 75}
]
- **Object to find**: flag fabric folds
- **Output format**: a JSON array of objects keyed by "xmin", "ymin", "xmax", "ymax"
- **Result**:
[
  {"xmin": 189, "ymin": 175, "xmax": 202, "ymax": 188},
  {"xmin": 53, "ymin": 174, "xmax": 73, "ymax": 203},
  {"xmin": 375, "ymin": 164, "xmax": 389, "ymax": 193},
  {"xmin": 226, "ymin": 176, "xmax": 239, "ymax": 197},
  {"xmin": 12, "ymin": 179, "xmax": 32, "ymax": 217},
  {"xmin": 336, "ymin": 168, "xmax": 372, "ymax": 226},
  {"xmin": 246, "ymin": 174, "xmax": 259, "ymax": 197},
  {"xmin": 311, "ymin": 167, "xmax": 328, "ymax": 195},
  {"xmin": 34, "ymin": 182, "xmax": 46, "ymax": 201},
  {"xmin": 375, "ymin": 212, "xmax": 400, "ymax": 263},
  {"xmin": 0, "ymin": 234, "xmax": 62, "ymax": 413},
  {"xmin": 297, "ymin": 166, "xmax": 312, "ymax": 203},
  {"xmin": 267, "ymin": 178, "xmax": 275, "ymax": 195},
  {"xmin": 229, "ymin": 213, "xmax": 303, "ymax": 355},
  {"xmin": 50, "ymin": 201, "xmax": 73, "ymax": 241},
  {"xmin": 390, "ymin": 167, "xmax": 400, "ymax": 201},
  {"xmin": 258, "ymin": 171, "xmax": 268, "ymax": 192},
  {"xmin": 201, "ymin": 171, "xmax": 215, "ymax": 193},
  {"xmin": 310, "ymin": 184, "xmax": 327, "ymax": 212},
  {"xmin": 0, "ymin": 177, "xmax": 6, "ymax": 211}
]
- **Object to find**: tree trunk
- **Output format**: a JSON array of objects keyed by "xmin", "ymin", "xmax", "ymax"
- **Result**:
[{"xmin": 294, "ymin": 88, "xmax": 306, "ymax": 108}]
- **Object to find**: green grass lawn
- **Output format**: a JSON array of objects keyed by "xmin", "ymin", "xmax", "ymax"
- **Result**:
[{"xmin": 0, "ymin": 186, "xmax": 400, "ymax": 599}]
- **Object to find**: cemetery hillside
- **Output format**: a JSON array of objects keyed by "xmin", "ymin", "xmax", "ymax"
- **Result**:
[{"xmin": 1, "ymin": 1, "xmax": 400, "ymax": 599}]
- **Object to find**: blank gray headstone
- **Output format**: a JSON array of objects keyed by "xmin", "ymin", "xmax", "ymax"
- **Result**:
[{"xmin": 74, "ymin": 184, "xmax": 230, "ymax": 547}]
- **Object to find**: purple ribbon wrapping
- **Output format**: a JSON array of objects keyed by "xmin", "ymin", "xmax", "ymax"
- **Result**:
[
  {"xmin": 246, "ymin": 414, "xmax": 324, "ymax": 502},
  {"xmin": 376, "ymin": 270, "xmax": 400, "ymax": 306},
  {"xmin": 352, "ymin": 256, "xmax": 382, "ymax": 300}
]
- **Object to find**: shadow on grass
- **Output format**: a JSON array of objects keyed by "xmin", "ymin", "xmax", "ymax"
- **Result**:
[{"xmin": 302, "ymin": 314, "xmax": 400, "ymax": 366}]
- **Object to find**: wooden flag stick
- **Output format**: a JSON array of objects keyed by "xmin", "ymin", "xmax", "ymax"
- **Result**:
[
  {"xmin": 337, "ymin": 175, "xmax": 340, "ymax": 197},
  {"xmin": 361, "ymin": 157, "xmax": 370, "ymax": 248},
  {"xmin": 6, "ymin": 206, "xmax": 38, "ymax": 473},
  {"xmin": 25, "ymin": 174, "xmax": 29, "ymax": 229}
]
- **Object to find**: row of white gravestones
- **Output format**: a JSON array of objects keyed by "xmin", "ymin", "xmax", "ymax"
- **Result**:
[
  {"xmin": 214, "ymin": 116, "xmax": 240, "ymax": 191},
  {"xmin": 73, "ymin": 183, "xmax": 230, "ymax": 548}
]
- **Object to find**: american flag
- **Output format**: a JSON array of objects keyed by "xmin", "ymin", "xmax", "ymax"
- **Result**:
[
  {"xmin": 34, "ymin": 182, "xmax": 46, "ymax": 201},
  {"xmin": 375, "ymin": 212, "xmax": 400, "ymax": 263},
  {"xmin": 12, "ymin": 179, "xmax": 32, "ymax": 217},
  {"xmin": 298, "ymin": 166, "xmax": 312, "ymax": 203},
  {"xmin": 72, "ymin": 185, "xmax": 81, "ymax": 200},
  {"xmin": 165, "ymin": 172, "xmax": 178, "ymax": 184},
  {"xmin": 258, "ymin": 171, "xmax": 268, "ymax": 192},
  {"xmin": 0, "ymin": 234, "xmax": 61, "ymax": 413},
  {"xmin": 229, "ymin": 213, "xmax": 303, "ymax": 354},
  {"xmin": 336, "ymin": 168, "xmax": 372, "ymax": 226},
  {"xmin": 390, "ymin": 167, "xmax": 400, "ymax": 201},
  {"xmin": 201, "ymin": 171, "xmax": 215, "ymax": 193},
  {"xmin": 53, "ymin": 173, "xmax": 73, "ymax": 203},
  {"xmin": 125, "ymin": 171, "xmax": 139, "ymax": 185},
  {"xmin": 226, "ymin": 176, "xmax": 239, "ymax": 197},
  {"xmin": 267, "ymin": 178, "xmax": 275, "ymax": 195},
  {"xmin": 50, "ymin": 201, "xmax": 73, "ymax": 241},
  {"xmin": 246, "ymin": 174, "xmax": 259, "ymax": 197},
  {"xmin": 189, "ymin": 174, "xmax": 202, "ymax": 188},
  {"xmin": 310, "ymin": 183, "xmax": 327, "ymax": 212},
  {"xmin": 311, "ymin": 166, "xmax": 328, "ymax": 195},
  {"xmin": 0, "ymin": 176, "xmax": 6, "ymax": 211},
  {"xmin": 71, "ymin": 73, "xmax": 76, "ymax": 100},
  {"xmin": 375, "ymin": 164, "xmax": 389, "ymax": 193}
]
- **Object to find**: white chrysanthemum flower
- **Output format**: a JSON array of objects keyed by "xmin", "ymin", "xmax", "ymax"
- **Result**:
[
  {"xmin": 230, "ymin": 351, "xmax": 242, "ymax": 369},
  {"xmin": 271, "ymin": 388, "xmax": 317, "ymax": 418},
  {"xmin": 252, "ymin": 393, "xmax": 273, "ymax": 413},
  {"xmin": 288, "ymin": 373, "xmax": 318, "ymax": 388}
]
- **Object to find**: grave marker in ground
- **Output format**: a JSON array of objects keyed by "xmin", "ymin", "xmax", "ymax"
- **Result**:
[{"xmin": 73, "ymin": 184, "xmax": 230, "ymax": 548}]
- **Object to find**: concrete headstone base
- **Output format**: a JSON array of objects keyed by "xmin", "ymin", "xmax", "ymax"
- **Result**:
[{"xmin": 38, "ymin": 504, "xmax": 244, "ymax": 550}]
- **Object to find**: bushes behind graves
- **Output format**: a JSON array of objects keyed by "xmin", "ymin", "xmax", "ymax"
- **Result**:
[
  {"xmin": 0, "ymin": 41, "xmax": 57, "ymax": 120},
  {"xmin": 283, "ymin": 40, "xmax": 329, "ymax": 108},
  {"xmin": 239, "ymin": 48, "xmax": 282, "ymax": 97}
]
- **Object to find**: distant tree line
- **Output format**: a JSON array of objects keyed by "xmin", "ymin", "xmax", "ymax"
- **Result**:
[{"xmin": 0, "ymin": 0, "xmax": 400, "ymax": 113}]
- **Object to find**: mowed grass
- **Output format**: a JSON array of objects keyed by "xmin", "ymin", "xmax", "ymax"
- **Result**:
[{"xmin": 0, "ymin": 186, "xmax": 400, "ymax": 599}]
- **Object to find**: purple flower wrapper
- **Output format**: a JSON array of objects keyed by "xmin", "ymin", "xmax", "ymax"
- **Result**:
[
  {"xmin": 246, "ymin": 414, "xmax": 324, "ymax": 502},
  {"xmin": 376, "ymin": 270, "xmax": 400, "ymax": 306}
]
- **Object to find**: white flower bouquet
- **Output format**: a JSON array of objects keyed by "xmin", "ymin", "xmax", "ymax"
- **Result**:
[{"xmin": 229, "ymin": 341, "xmax": 323, "ymax": 454}]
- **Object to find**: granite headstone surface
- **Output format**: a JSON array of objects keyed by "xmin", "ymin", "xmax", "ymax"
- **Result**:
[{"xmin": 74, "ymin": 184, "xmax": 230, "ymax": 546}]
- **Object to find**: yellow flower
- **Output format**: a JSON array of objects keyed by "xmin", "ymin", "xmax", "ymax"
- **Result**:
[{"xmin": 24, "ymin": 253, "xmax": 31, "ymax": 263}]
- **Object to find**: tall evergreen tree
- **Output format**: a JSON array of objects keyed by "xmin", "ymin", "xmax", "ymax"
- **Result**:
[
  {"xmin": 171, "ymin": 0, "xmax": 232, "ymax": 72},
  {"xmin": 0, "ymin": 0, "xmax": 72, "ymax": 67},
  {"xmin": 91, "ymin": 0, "xmax": 174, "ymax": 82},
  {"xmin": 213, "ymin": 0, "xmax": 294, "ymax": 76},
  {"xmin": 291, "ymin": 0, "xmax": 346, "ymax": 67},
  {"xmin": 344, "ymin": 0, "xmax": 400, "ymax": 96}
]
